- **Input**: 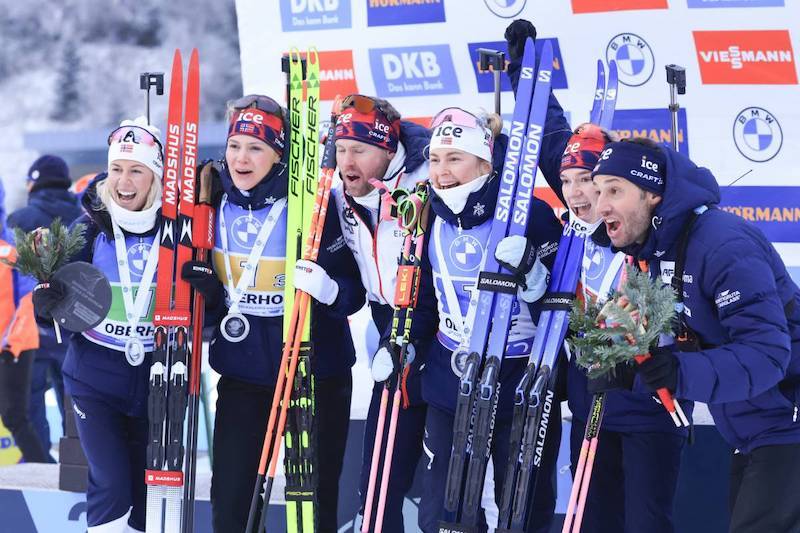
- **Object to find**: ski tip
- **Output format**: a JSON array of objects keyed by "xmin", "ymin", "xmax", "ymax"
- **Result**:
[
  {"xmin": 307, "ymin": 47, "xmax": 319, "ymax": 64},
  {"xmin": 172, "ymin": 49, "xmax": 183, "ymax": 69}
]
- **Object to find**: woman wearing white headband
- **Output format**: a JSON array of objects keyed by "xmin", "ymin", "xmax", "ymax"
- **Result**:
[
  {"xmin": 32, "ymin": 116, "xmax": 164, "ymax": 533},
  {"xmin": 414, "ymin": 107, "xmax": 564, "ymax": 533}
]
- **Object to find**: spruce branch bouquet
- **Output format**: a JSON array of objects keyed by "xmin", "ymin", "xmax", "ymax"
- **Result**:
[
  {"xmin": 3, "ymin": 218, "xmax": 86, "ymax": 281},
  {"xmin": 568, "ymin": 265, "xmax": 676, "ymax": 379},
  {"xmin": 2, "ymin": 218, "xmax": 86, "ymax": 343}
]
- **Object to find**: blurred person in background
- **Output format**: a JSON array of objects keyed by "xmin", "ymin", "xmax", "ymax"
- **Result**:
[
  {"xmin": 8, "ymin": 154, "xmax": 82, "ymax": 460},
  {"xmin": 0, "ymin": 178, "xmax": 48, "ymax": 463}
]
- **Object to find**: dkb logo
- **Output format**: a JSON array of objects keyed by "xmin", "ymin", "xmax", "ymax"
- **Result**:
[{"xmin": 369, "ymin": 45, "xmax": 460, "ymax": 97}]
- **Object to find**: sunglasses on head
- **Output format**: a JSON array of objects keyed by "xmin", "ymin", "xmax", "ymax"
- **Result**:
[
  {"xmin": 341, "ymin": 94, "xmax": 380, "ymax": 114},
  {"xmin": 231, "ymin": 94, "xmax": 283, "ymax": 115},
  {"xmin": 430, "ymin": 107, "xmax": 482, "ymax": 130},
  {"xmin": 107, "ymin": 125, "xmax": 162, "ymax": 150}
]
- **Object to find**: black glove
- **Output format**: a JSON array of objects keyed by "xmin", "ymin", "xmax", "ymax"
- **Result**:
[
  {"xmin": 32, "ymin": 278, "xmax": 65, "ymax": 323},
  {"xmin": 587, "ymin": 362, "xmax": 636, "ymax": 394},
  {"xmin": 637, "ymin": 346, "xmax": 680, "ymax": 393},
  {"xmin": 181, "ymin": 261, "xmax": 223, "ymax": 308},
  {"xmin": 504, "ymin": 19, "xmax": 537, "ymax": 61},
  {"xmin": 0, "ymin": 350, "xmax": 15, "ymax": 364}
]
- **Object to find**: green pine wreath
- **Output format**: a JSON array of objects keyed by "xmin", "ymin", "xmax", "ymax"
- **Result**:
[{"xmin": 568, "ymin": 265, "xmax": 676, "ymax": 379}]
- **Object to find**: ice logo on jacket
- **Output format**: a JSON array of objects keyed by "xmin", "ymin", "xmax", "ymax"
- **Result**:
[
  {"xmin": 128, "ymin": 242, "xmax": 154, "ymax": 277},
  {"xmin": 449, "ymin": 234, "xmax": 483, "ymax": 272},
  {"xmin": 231, "ymin": 215, "xmax": 263, "ymax": 248},
  {"xmin": 606, "ymin": 33, "xmax": 655, "ymax": 86},
  {"xmin": 733, "ymin": 107, "xmax": 783, "ymax": 162}
]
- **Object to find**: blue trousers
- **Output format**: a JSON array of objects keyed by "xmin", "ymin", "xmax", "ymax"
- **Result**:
[
  {"xmin": 29, "ymin": 346, "xmax": 65, "ymax": 455},
  {"xmin": 359, "ymin": 378, "xmax": 427, "ymax": 533},
  {"xmin": 419, "ymin": 404, "xmax": 560, "ymax": 533},
  {"xmin": 568, "ymin": 420, "xmax": 685, "ymax": 533},
  {"xmin": 71, "ymin": 394, "xmax": 148, "ymax": 530}
]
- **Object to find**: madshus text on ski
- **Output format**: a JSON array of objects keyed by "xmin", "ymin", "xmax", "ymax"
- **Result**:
[{"xmin": 22, "ymin": 16, "xmax": 800, "ymax": 533}]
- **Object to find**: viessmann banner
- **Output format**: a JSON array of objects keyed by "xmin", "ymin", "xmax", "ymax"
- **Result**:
[{"xmin": 235, "ymin": 0, "xmax": 799, "ymax": 271}]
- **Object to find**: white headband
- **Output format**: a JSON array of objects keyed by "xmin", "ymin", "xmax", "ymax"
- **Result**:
[
  {"xmin": 428, "ymin": 121, "xmax": 493, "ymax": 163},
  {"xmin": 107, "ymin": 117, "xmax": 164, "ymax": 179}
]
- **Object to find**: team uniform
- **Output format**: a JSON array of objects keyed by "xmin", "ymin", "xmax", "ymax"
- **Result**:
[
  {"xmin": 203, "ymin": 106, "xmax": 364, "ymax": 533},
  {"xmin": 331, "ymin": 117, "xmax": 434, "ymax": 533},
  {"xmin": 596, "ymin": 141, "xmax": 800, "ymax": 533},
  {"xmin": 59, "ymin": 173, "xmax": 160, "ymax": 532},
  {"xmin": 417, "ymin": 130, "xmax": 563, "ymax": 533},
  {"xmin": 566, "ymin": 222, "xmax": 689, "ymax": 532}
]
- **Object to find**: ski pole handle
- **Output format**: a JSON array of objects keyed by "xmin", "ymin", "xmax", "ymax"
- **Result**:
[{"xmin": 634, "ymin": 352, "xmax": 688, "ymax": 427}]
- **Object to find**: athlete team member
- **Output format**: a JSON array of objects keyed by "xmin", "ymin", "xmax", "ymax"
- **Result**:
[{"xmin": 181, "ymin": 95, "xmax": 364, "ymax": 533}]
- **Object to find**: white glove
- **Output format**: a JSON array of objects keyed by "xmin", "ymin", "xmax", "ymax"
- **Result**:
[
  {"xmin": 494, "ymin": 234, "xmax": 549, "ymax": 303},
  {"xmin": 519, "ymin": 257, "xmax": 549, "ymax": 303},
  {"xmin": 495, "ymin": 234, "xmax": 529, "ymax": 269},
  {"xmin": 371, "ymin": 342, "xmax": 416, "ymax": 382},
  {"xmin": 293, "ymin": 259, "xmax": 339, "ymax": 305}
]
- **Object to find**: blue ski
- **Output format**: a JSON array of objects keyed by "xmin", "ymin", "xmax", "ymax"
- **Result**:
[{"xmin": 439, "ymin": 39, "xmax": 554, "ymax": 533}]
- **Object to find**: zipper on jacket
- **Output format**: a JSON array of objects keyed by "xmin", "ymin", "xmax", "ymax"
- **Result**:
[
  {"xmin": 793, "ymin": 405, "xmax": 798, "ymax": 423},
  {"xmin": 457, "ymin": 217, "xmax": 463, "ymax": 235}
]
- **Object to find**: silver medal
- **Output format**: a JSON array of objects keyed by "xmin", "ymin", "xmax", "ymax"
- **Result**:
[
  {"xmin": 221, "ymin": 312, "xmax": 250, "ymax": 343},
  {"xmin": 125, "ymin": 337, "xmax": 146, "ymax": 366}
]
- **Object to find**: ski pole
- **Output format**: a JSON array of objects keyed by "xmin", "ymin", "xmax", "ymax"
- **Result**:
[
  {"xmin": 182, "ymin": 162, "xmax": 215, "ymax": 533},
  {"xmin": 139, "ymin": 71, "xmax": 164, "ymax": 126},
  {"xmin": 246, "ymin": 94, "xmax": 339, "ymax": 533},
  {"xmin": 478, "ymin": 48, "xmax": 506, "ymax": 115},
  {"xmin": 665, "ymin": 64, "xmax": 686, "ymax": 153},
  {"xmin": 562, "ymin": 393, "xmax": 605, "ymax": 533},
  {"xmin": 372, "ymin": 191, "xmax": 427, "ymax": 533}
]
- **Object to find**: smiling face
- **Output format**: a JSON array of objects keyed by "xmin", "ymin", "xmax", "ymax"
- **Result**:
[
  {"xmin": 429, "ymin": 148, "xmax": 491, "ymax": 190},
  {"xmin": 561, "ymin": 167, "xmax": 600, "ymax": 223},
  {"xmin": 225, "ymin": 134, "xmax": 281, "ymax": 191},
  {"xmin": 335, "ymin": 139, "xmax": 395, "ymax": 197},
  {"xmin": 106, "ymin": 159, "xmax": 156, "ymax": 211},
  {"xmin": 595, "ymin": 174, "xmax": 661, "ymax": 247}
]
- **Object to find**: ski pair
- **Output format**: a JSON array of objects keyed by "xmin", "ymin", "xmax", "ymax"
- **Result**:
[
  {"xmin": 145, "ymin": 48, "xmax": 205, "ymax": 533},
  {"xmin": 438, "ymin": 39, "xmax": 554, "ymax": 533},
  {"xmin": 244, "ymin": 48, "xmax": 327, "ymax": 533},
  {"xmin": 361, "ymin": 184, "xmax": 429, "ymax": 533}
]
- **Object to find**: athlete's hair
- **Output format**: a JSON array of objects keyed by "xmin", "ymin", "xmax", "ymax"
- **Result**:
[
  {"xmin": 485, "ymin": 113, "xmax": 503, "ymax": 138},
  {"xmin": 370, "ymin": 97, "xmax": 401, "ymax": 123},
  {"xmin": 623, "ymin": 136, "xmax": 660, "ymax": 150}
]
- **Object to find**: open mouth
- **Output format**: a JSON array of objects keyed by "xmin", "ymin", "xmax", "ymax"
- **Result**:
[
  {"xmin": 116, "ymin": 190, "xmax": 138, "ymax": 205},
  {"xmin": 344, "ymin": 173, "xmax": 361, "ymax": 183},
  {"xmin": 605, "ymin": 217, "xmax": 621, "ymax": 238},
  {"xmin": 437, "ymin": 179, "xmax": 460, "ymax": 190},
  {"xmin": 571, "ymin": 202, "xmax": 591, "ymax": 219}
]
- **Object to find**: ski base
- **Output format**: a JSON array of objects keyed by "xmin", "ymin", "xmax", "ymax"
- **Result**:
[
  {"xmin": 286, "ymin": 487, "xmax": 316, "ymax": 533},
  {"xmin": 145, "ymin": 470, "xmax": 185, "ymax": 533}
]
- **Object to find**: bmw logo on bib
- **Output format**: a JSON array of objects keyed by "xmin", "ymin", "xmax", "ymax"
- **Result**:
[
  {"xmin": 733, "ymin": 107, "xmax": 783, "ymax": 163},
  {"xmin": 449, "ymin": 234, "xmax": 484, "ymax": 272},
  {"xmin": 128, "ymin": 242, "xmax": 153, "ymax": 277},
  {"xmin": 606, "ymin": 33, "xmax": 655, "ymax": 87},
  {"xmin": 232, "ymin": 215, "xmax": 263, "ymax": 248},
  {"xmin": 583, "ymin": 241, "xmax": 606, "ymax": 282}
]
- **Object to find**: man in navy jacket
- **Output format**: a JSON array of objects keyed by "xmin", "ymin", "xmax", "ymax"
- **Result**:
[{"xmin": 593, "ymin": 137, "xmax": 800, "ymax": 533}]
